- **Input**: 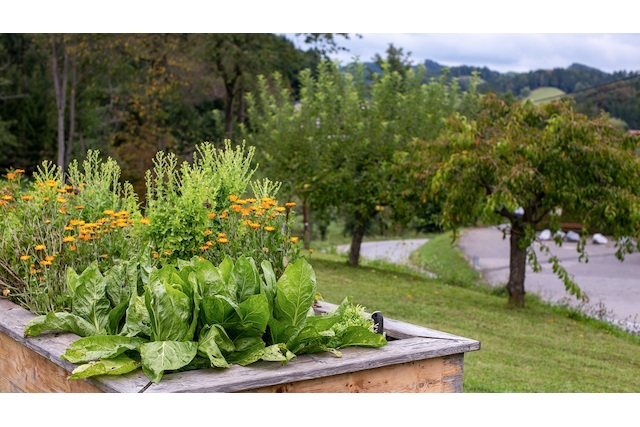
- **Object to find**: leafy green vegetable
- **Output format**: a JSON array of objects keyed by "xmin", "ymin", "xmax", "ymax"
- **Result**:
[
  {"xmin": 273, "ymin": 258, "xmax": 316, "ymax": 329},
  {"xmin": 61, "ymin": 335, "xmax": 147, "ymax": 364},
  {"xmin": 69, "ymin": 354, "xmax": 140, "ymax": 380},
  {"xmin": 24, "ymin": 254, "xmax": 387, "ymax": 384},
  {"xmin": 140, "ymin": 341, "xmax": 198, "ymax": 383}
]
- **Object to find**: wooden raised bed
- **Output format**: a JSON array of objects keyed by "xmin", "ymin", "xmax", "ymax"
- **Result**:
[{"xmin": 0, "ymin": 298, "xmax": 480, "ymax": 393}]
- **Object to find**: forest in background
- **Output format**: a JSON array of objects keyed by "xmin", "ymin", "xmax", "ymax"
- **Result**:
[{"xmin": 2, "ymin": 33, "xmax": 639, "ymax": 197}]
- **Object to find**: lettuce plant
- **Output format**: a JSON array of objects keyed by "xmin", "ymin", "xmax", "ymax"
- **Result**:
[{"xmin": 24, "ymin": 255, "xmax": 386, "ymax": 383}]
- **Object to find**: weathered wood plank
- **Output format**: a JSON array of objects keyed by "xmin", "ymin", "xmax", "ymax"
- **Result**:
[
  {"xmin": 0, "ymin": 373, "xmax": 24, "ymax": 393},
  {"xmin": 246, "ymin": 354, "xmax": 465, "ymax": 393},
  {"xmin": 0, "ymin": 330, "xmax": 103, "ymax": 393},
  {"xmin": 0, "ymin": 299, "xmax": 151, "ymax": 393},
  {"xmin": 143, "ymin": 338, "xmax": 476, "ymax": 393}
]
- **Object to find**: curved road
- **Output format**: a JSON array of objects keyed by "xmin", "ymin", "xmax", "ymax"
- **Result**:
[
  {"xmin": 336, "ymin": 230, "xmax": 640, "ymax": 332},
  {"xmin": 459, "ymin": 227, "xmax": 640, "ymax": 332}
]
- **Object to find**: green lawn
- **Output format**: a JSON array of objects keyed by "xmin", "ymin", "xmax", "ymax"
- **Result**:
[{"xmin": 309, "ymin": 232, "xmax": 640, "ymax": 392}]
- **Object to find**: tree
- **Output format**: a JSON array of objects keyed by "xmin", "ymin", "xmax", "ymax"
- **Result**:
[
  {"xmin": 245, "ymin": 60, "xmax": 480, "ymax": 264},
  {"xmin": 373, "ymin": 43, "xmax": 413, "ymax": 76},
  {"xmin": 409, "ymin": 94, "xmax": 640, "ymax": 307}
]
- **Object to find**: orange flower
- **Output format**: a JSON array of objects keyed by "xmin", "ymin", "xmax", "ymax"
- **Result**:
[
  {"xmin": 274, "ymin": 207, "xmax": 286, "ymax": 213},
  {"xmin": 2, "ymin": 289, "xmax": 9, "ymax": 296},
  {"xmin": 228, "ymin": 195, "xmax": 239, "ymax": 202},
  {"xmin": 6, "ymin": 173, "xmax": 15, "ymax": 179},
  {"xmin": 249, "ymin": 222, "xmax": 261, "ymax": 229},
  {"xmin": 39, "ymin": 260, "xmax": 52, "ymax": 266},
  {"xmin": 140, "ymin": 218, "xmax": 150, "ymax": 225},
  {"xmin": 56, "ymin": 197, "xmax": 67, "ymax": 203},
  {"xmin": 69, "ymin": 246, "xmax": 77, "ymax": 251},
  {"xmin": 309, "ymin": 248, "xmax": 315, "ymax": 253},
  {"xmin": 290, "ymin": 237, "xmax": 299, "ymax": 243},
  {"xmin": 203, "ymin": 229, "xmax": 212, "ymax": 235},
  {"xmin": 21, "ymin": 195, "xmax": 33, "ymax": 201},
  {"xmin": 75, "ymin": 205, "xmax": 85, "ymax": 210},
  {"xmin": 2, "ymin": 195, "xmax": 13, "ymax": 201},
  {"xmin": 15, "ymin": 169, "xmax": 25, "ymax": 173},
  {"xmin": 153, "ymin": 252, "xmax": 159, "ymax": 258},
  {"xmin": 218, "ymin": 237, "xmax": 229, "ymax": 244},
  {"xmin": 264, "ymin": 226, "xmax": 275, "ymax": 232},
  {"xmin": 62, "ymin": 236, "xmax": 75, "ymax": 243},
  {"xmin": 34, "ymin": 244, "xmax": 46, "ymax": 251},
  {"xmin": 101, "ymin": 254, "xmax": 109, "ymax": 259},
  {"xmin": 218, "ymin": 232, "xmax": 227, "ymax": 238},
  {"xmin": 20, "ymin": 255, "xmax": 31, "ymax": 261},
  {"xmin": 285, "ymin": 202, "xmax": 296, "ymax": 208},
  {"xmin": 206, "ymin": 241, "xmax": 213, "ymax": 246},
  {"xmin": 45, "ymin": 255, "xmax": 55, "ymax": 262},
  {"xmin": 208, "ymin": 213, "xmax": 216, "ymax": 219}
]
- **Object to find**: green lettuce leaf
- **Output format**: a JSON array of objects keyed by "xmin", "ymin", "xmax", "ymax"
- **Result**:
[
  {"xmin": 145, "ymin": 279, "xmax": 193, "ymax": 342},
  {"xmin": 24, "ymin": 312, "xmax": 97, "ymax": 338},
  {"xmin": 260, "ymin": 260, "xmax": 276, "ymax": 315},
  {"xmin": 273, "ymin": 258, "xmax": 316, "ymax": 329},
  {"xmin": 197, "ymin": 324, "xmax": 233, "ymax": 368},
  {"xmin": 236, "ymin": 293, "xmax": 270, "ymax": 336},
  {"xmin": 69, "ymin": 354, "xmax": 140, "ymax": 380},
  {"xmin": 71, "ymin": 262, "xmax": 111, "ymax": 334},
  {"xmin": 61, "ymin": 335, "xmax": 147, "ymax": 364},
  {"xmin": 234, "ymin": 256, "xmax": 260, "ymax": 303},
  {"xmin": 120, "ymin": 294, "xmax": 151, "ymax": 338},
  {"xmin": 140, "ymin": 340, "xmax": 198, "ymax": 383},
  {"xmin": 200, "ymin": 295, "xmax": 240, "ymax": 330}
]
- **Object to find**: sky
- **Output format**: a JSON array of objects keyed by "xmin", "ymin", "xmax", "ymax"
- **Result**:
[{"xmin": 287, "ymin": 33, "xmax": 640, "ymax": 74}]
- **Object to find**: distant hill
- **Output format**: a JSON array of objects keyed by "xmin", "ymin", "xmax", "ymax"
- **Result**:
[{"xmin": 355, "ymin": 59, "xmax": 640, "ymax": 129}]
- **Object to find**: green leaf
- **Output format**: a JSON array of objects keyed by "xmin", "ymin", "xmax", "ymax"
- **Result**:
[
  {"xmin": 61, "ymin": 335, "xmax": 147, "ymax": 364},
  {"xmin": 218, "ymin": 256, "xmax": 236, "ymax": 299},
  {"xmin": 262, "ymin": 343, "xmax": 295, "ymax": 363},
  {"xmin": 106, "ymin": 299, "xmax": 129, "ymax": 335},
  {"xmin": 145, "ymin": 279, "xmax": 193, "ymax": 342},
  {"xmin": 260, "ymin": 260, "xmax": 276, "ymax": 314},
  {"xmin": 226, "ymin": 336, "xmax": 265, "ymax": 366},
  {"xmin": 120, "ymin": 294, "xmax": 151, "ymax": 338},
  {"xmin": 197, "ymin": 324, "xmax": 233, "ymax": 368},
  {"xmin": 331, "ymin": 326, "xmax": 387, "ymax": 349},
  {"xmin": 234, "ymin": 256, "xmax": 261, "ymax": 303},
  {"xmin": 192, "ymin": 258, "xmax": 224, "ymax": 297},
  {"xmin": 237, "ymin": 293, "xmax": 270, "ymax": 335},
  {"xmin": 69, "ymin": 354, "xmax": 140, "ymax": 380},
  {"xmin": 273, "ymin": 258, "xmax": 316, "ymax": 329},
  {"xmin": 24, "ymin": 312, "xmax": 97, "ymax": 338},
  {"xmin": 140, "ymin": 341, "xmax": 198, "ymax": 383},
  {"xmin": 200, "ymin": 295, "xmax": 240, "ymax": 330},
  {"xmin": 72, "ymin": 262, "xmax": 111, "ymax": 334}
]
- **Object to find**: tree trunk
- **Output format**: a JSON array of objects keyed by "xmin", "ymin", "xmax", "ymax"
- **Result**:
[
  {"xmin": 65, "ymin": 50, "xmax": 77, "ymax": 169},
  {"xmin": 507, "ymin": 223, "xmax": 527, "ymax": 308},
  {"xmin": 51, "ymin": 35, "xmax": 69, "ymax": 172},
  {"xmin": 348, "ymin": 212, "xmax": 367, "ymax": 267},
  {"xmin": 302, "ymin": 200, "xmax": 311, "ymax": 250}
]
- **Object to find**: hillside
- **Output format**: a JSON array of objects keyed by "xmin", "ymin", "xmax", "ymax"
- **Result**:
[{"xmin": 358, "ymin": 59, "xmax": 640, "ymax": 129}]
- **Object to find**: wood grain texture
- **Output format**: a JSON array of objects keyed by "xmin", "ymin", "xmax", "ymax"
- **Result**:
[
  {"xmin": 246, "ymin": 354, "xmax": 465, "ymax": 393},
  {"xmin": 0, "ymin": 330, "xmax": 103, "ymax": 393}
]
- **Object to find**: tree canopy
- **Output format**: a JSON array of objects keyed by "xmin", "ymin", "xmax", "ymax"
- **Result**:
[{"xmin": 408, "ymin": 94, "xmax": 640, "ymax": 307}]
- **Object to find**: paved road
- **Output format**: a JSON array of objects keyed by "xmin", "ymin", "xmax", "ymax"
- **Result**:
[
  {"xmin": 336, "ymin": 239, "xmax": 430, "ymax": 265},
  {"xmin": 459, "ymin": 226, "xmax": 640, "ymax": 331},
  {"xmin": 336, "ymin": 230, "xmax": 640, "ymax": 332}
]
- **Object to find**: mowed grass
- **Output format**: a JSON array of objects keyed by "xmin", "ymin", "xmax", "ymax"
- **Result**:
[{"xmin": 310, "ymin": 232, "xmax": 640, "ymax": 392}]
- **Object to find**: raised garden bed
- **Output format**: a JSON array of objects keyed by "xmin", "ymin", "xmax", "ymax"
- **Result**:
[{"xmin": 0, "ymin": 297, "xmax": 480, "ymax": 393}]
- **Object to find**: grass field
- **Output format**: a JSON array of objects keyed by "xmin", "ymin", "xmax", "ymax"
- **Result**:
[
  {"xmin": 308, "ymin": 231, "xmax": 640, "ymax": 393},
  {"xmin": 525, "ymin": 86, "xmax": 567, "ymax": 104}
]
